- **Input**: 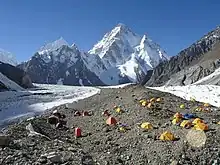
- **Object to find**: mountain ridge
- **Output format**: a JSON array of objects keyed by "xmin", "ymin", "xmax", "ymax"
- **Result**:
[
  {"xmin": 18, "ymin": 23, "xmax": 169, "ymax": 86},
  {"xmin": 144, "ymin": 25, "xmax": 220, "ymax": 86}
]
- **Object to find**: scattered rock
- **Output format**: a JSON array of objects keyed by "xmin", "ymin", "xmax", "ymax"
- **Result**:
[
  {"xmin": 0, "ymin": 134, "xmax": 10, "ymax": 147},
  {"xmin": 38, "ymin": 156, "xmax": 47, "ymax": 163},
  {"xmin": 47, "ymin": 115, "xmax": 59, "ymax": 125},
  {"xmin": 67, "ymin": 147, "xmax": 77, "ymax": 152},
  {"xmin": 170, "ymin": 160, "xmax": 179, "ymax": 165},
  {"xmin": 43, "ymin": 152, "xmax": 62, "ymax": 163}
]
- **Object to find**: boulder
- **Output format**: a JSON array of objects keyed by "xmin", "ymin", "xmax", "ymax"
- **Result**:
[{"xmin": 0, "ymin": 134, "xmax": 10, "ymax": 147}]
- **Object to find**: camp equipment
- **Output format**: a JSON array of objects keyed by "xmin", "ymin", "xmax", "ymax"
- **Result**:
[
  {"xmin": 75, "ymin": 127, "xmax": 82, "ymax": 137},
  {"xmin": 192, "ymin": 118, "xmax": 203, "ymax": 125},
  {"xmin": 159, "ymin": 131, "xmax": 175, "ymax": 141},
  {"xmin": 180, "ymin": 120, "xmax": 192, "ymax": 128},
  {"xmin": 194, "ymin": 122, "xmax": 208, "ymax": 131},
  {"xmin": 106, "ymin": 117, "xmax": 117, "ymax": 125},
  {"xmin": 172, "ymin": 118, "xmax": 182, "ymax": 125},
  {"xmin": 183, "ymin": 113, "xmax": 196, "ymax": 120},
  {"xmin": 141, "ymin": 122, "xmax": 153, "ymax": 130},
  {"xmin": 179, "ymin": 104, "xmax": 185, "ymax": 109}
]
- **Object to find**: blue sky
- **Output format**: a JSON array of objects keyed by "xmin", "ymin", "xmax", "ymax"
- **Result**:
[{"xmin": 0, "ymin": 0, "xmax": 220, "ymax": 63}]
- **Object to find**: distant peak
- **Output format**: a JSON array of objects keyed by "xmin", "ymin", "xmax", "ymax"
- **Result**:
[
  {"xmin": 0, "ymin": 48, "xmax": 17, "ymax": 66},
  {"xmin": 57, "ymin": 36, "xmax": 66, "ymax": 41},
  {"xmin": 114, "ymin": 23, "xmax": 130, "ymax": 32},
  {"xmin": 38, "ymin": 37, "xmax": 69, "ymax": 54},
  {"xmin": 116, "ymin": 23, "xmax": 127, "ymax": 28}
]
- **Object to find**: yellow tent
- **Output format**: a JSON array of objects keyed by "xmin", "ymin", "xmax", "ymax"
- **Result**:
[
  {"xmin": 159, "ymin": 131, "xmax": 175, "ymax": 141},
  {"xmin": 115, "ymin": 107, "xmax": 123, "ymax": 113},
  {"xmin": 172, "ymin": 118, "xmax": 182, "ymax": 125},
  {"xmin": 119, "ymin": 127, "xmax": 126, "ymax": 132},
  {"xmin": 194, "ymin": 122, "xmax": 208, "ymax": 131},
  {"xmin": 180, "ymin": 120, "xmax": 192, "ymax": 128},
  {"xmin": 139, "ymin": 99, "xmax": 145, "ymax": 103},
  {"xmin": 141, "ymin": 101, "xmax": 147, "ymax": 106},
  {"xmin": 192, "ymin": 118, "xmax": 203, "ymax": 125},
  {"xmin": 141, "ymin": 122, "xmax": 153, "ymax": 130}
]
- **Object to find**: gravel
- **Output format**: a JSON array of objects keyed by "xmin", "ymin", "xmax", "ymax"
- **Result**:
[{"xmin": 1, "ymin": 85, "xmax": 220, "ymax": 164}]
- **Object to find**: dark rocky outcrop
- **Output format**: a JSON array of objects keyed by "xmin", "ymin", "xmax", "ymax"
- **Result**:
[{"xmin": 0, "ymin": 62, "xmax": 33, "ymax": 89}]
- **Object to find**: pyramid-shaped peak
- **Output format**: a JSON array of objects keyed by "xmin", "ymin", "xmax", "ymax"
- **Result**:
[
  {"xmin": 113, "ymin": 23, "xmax": 131, "ymax": 32},
  {"xmin": 38, "ymin": 37, "xmax": 69, "ymax": 54},
  {"xmin": 54, "ymin": 37, "xmax": 69, "ymax": 45},
  {"xmin": 116, "ymin": 23, "xmax": 127, "ymax": 28}
]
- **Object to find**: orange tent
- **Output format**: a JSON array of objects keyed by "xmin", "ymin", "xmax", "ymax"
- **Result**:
[{"xmin": 106, "ymin": 117, "xmax": 117, "ymax": 125}]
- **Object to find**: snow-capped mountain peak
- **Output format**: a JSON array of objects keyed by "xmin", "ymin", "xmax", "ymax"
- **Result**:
[
  {"xmin": 21, "ymin": 23, "xmax": 170, "ymax": 86},
  {"xmin": 87, "ymin": 23, "xmax": 170, "ymax": 85},
  {"xmin": 88, "ymin": 23, "xmax": 141, "ymax": 59},
  {"xmin": 0, "ymin": 48, "xmax": 17, "ymax": 66},
  {"xmin": 38, "ymin": 37, "xmax": 69, "ymax": 55}
]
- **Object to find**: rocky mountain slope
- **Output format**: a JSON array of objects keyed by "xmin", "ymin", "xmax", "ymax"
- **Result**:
[
  {"xmin": 18, "ymin": 42, "xmax": 105, "ymax": 86},
  {"xmin": 145, "ymin": 26, "xmax": 220, "ymax": 86},
  {"xmin": 89, "ymin": 23, "xmax": 169, "ymax": 85},
  {"xmin": 0, "ymin": 62, "xmax": 33, "ymax": 90},
  {"xmin": 0, "ymin": 49, "xmax": 33, "ymax": 91},
  {"xmin": 19, "ymin": 24, "xmax": 169, "ymax": 86}
]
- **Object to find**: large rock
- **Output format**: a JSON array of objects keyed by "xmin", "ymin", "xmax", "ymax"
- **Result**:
[
  {"xmin": 186, "ymin": 130, "xmax": 207, "ymax": 148},
  {"xmin": 0, "ymin": 134, "xmax": 10, "ymax": 147}
]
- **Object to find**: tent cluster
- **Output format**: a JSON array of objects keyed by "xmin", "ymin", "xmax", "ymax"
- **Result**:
[
  {"xmin": 193, "ymin": 103, "xmax": 212, "ymax": 113},
  {"xmin": 47, "ymin": 110, "xmax": 67, "ymax": 129},
  {"xmin": 51, "ymin": 96, "xmax": 219, "ymax": 142},
  {"xmin": 139, "ymin": 97, "xmax": 162, "ymax": 108},
  {"xmin": 74, "ymin": 110, "xmax": 91, "ymax": 116},
  {"xmin": 172, "ymin": 112, "xmax": 208, "ymax": 131}
]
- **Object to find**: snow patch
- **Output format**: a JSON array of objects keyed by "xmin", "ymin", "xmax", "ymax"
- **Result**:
[
  {"xmin": 193, "ymin": 67, "xmax": 220, "ymax": 85},
  {"xmin": 148, "ymin": 85, "xmax": 220, "ymax": 107},
  {"xmin": 99, "ymin": 83, "xmax": 134, "ymax": 88}
]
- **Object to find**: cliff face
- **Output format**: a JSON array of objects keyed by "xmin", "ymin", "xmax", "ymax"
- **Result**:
[{"xmin": 0, "ymin": 62, "xmax": 33, "ymax": 89}]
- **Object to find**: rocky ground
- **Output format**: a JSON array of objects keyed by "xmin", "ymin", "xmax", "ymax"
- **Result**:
[{"xmin": 0, "ymin": 85, "xmax": 220, "ymax": 165}]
